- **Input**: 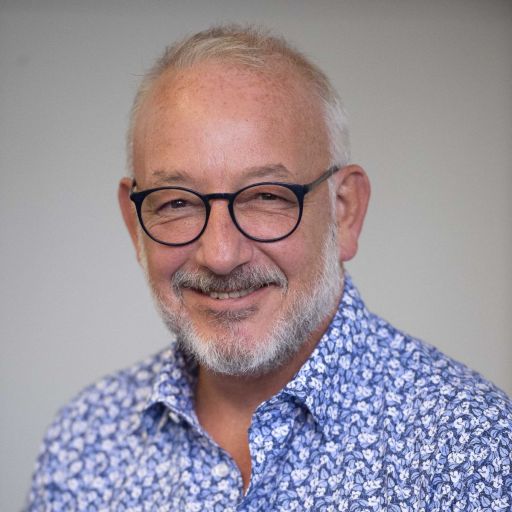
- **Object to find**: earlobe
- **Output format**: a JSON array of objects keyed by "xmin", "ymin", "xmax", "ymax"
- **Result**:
[{"xmin": 334, "ymin": 165, "xmax": 371, "ymax": 262}]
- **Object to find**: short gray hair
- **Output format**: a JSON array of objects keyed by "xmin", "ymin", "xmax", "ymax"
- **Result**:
[{"xmin": 126, "ymin": 24, "xmax": 351, "ymax": 177}]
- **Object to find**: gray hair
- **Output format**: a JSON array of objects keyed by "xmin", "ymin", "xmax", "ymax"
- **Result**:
[{"xmin": 126, "ymin": 24, "xmax": 351, "ymax": 178}]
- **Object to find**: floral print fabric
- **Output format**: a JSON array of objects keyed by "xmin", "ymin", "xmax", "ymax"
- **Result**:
[{"xmin": 28, "ymin": 275, "xmax": 512, "ymax": 511}]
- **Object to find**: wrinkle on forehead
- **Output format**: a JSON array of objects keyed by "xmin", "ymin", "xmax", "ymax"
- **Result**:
[
  {"xmin": 149, "ymin": 163, "xmax": 294, "ymax": 190},
  {"xmin": 132, "ymin": 58, "xmax": 330, "ymax": 181}
]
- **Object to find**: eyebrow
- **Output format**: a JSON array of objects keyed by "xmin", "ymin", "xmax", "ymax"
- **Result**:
[
  {"xmin": 151, "ymin": 169, "xmax": 191, "ymax": 186},
  {"xmin": 243, "ymin": 164, "xmax": 294, "ymax": 182},
  {"xmin": 149, "ymin": 164, "xmax": 295, "ymax": 187}
]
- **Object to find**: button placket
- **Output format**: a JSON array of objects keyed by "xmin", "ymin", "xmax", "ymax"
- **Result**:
[{"xmin": 248, "ymin": 400, "xmax": 297, "ymax": 489}]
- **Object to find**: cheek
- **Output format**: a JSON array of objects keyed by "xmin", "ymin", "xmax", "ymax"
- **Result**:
[
  {"xmin": 143, "ymin": 243, "xmax": 191, "ymax": 286},
  {"xmin": 279, "ymin": 209, "xmax": 334, "ymax": 279},
  {"xmin": 267, "ymin": 229, "xmax": 325, "ymax": 284}
]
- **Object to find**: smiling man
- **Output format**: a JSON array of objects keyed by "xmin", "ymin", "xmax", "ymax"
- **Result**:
[{"xmin": 28, "ymin": 25, "xmax": 512, "ymax": 511}]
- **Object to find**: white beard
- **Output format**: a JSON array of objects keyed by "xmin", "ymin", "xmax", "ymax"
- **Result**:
[{"xmin": 140, "ymin": 224, "xmax": 344, "ymax": 376}]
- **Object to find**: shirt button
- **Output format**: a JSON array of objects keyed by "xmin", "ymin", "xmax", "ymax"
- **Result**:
[
  {"xmin": 168, "ymin": 411, "xmax": 180, "ymax": 423},
  {"xmin": 212, "ymin": 462, "xmax": 230, "ymax": 478}
]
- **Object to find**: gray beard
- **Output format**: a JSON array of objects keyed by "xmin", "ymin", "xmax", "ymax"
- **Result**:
[{"xmin": 147, "ymin": 225, "xmax": 344, "ymax": 376}]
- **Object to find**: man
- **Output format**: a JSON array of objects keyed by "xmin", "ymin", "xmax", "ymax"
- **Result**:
[{"xmin": 28, "ymin": 25, "xmax": 512, "ymax": 511}]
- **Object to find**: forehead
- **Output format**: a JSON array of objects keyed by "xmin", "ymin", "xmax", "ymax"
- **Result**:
[{"xmin": 132, "ymin": 59, "xmax": 329, "ymax": 185}]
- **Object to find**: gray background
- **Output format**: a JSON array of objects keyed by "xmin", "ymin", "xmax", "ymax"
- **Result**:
[{"xmin": 1, "ymin": 0, "xmax": 511, "ymax": 509}]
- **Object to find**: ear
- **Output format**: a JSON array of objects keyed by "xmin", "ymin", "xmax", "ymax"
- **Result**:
[
  {"xmin": 333, "ymin": 164, "xmax": 371, "ymax": 262},
  {"xmin": 118, "ymin": 177, "xmax": 143, "ymax": 260}
]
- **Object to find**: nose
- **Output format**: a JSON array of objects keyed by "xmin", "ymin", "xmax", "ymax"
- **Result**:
[{"xmin": 193, "ymin": 200, "xmax": 253, "ymax": 275}]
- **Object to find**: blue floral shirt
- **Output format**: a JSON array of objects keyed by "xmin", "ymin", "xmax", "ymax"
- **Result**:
[{"xmin": 28, "ymin": 276, "xmax": 512, "ymax": 511}]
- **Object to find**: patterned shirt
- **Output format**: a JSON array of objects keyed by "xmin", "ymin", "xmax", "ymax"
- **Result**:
[{"xmin": 27, "ymin": 275, "xmax": 512, "ymax": 511}]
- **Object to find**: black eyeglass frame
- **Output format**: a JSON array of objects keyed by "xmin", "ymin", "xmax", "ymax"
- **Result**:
[{"xmin": 129, "ymin": 165, "xmax": 340, "ymax": 247}]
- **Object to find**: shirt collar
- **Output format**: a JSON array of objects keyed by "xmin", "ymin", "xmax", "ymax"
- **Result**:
[
  {"xmin": 133, "ymin": 343, "xmax": 200, "ymax": 435},
  {"xmin": 282, "ymin": 273, "xmax": 375, "ymax": 439}
]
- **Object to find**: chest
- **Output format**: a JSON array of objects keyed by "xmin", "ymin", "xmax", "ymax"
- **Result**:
[{"xmin": 83, "ymin": 410, "xmax": 424, "ymax": 511}]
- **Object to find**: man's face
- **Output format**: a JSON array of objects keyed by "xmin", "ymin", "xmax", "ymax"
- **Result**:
[{"xmin": 128, "ymin": 60, "xmax": 344, "ymax": 375}]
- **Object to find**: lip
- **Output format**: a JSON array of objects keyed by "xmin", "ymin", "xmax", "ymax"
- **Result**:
[{"xmin": 182, "ymin": 283, "xmax": 278, "ymax": 309}]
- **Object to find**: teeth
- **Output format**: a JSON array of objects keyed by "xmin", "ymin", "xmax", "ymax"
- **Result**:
[{"xmin": 207, "ymin": 286, "xmax": 257, "ymax": 300}]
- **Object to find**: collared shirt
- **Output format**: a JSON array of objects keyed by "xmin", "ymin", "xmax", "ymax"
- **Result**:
[{"xmin": 27, "ymin": 276, "xmax": 512, "ymax": 511}]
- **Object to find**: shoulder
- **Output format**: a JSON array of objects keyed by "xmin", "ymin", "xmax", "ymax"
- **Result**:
[
  {"xmin": 368, "ymin": 319, "xmax": 512, "ymax": 508},
  {"xmin": 376, "ymin": 321, "xmax": 512, "ymax": 422},
  {"xmin": 48, "ymin": 348, "xmax": 167, "ymax": 431},
  {"xmin": 26, "ymin": 349, "xmax": 169, "ymax": 510}
]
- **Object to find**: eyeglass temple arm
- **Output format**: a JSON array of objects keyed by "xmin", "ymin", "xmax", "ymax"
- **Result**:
[
  {"xmin": 304, "ymin": 165, "xmax": 340, "ymax": 192},
  {"xmin": 129, "ymin": 167, "xmax": 340, "ymax": 195}
]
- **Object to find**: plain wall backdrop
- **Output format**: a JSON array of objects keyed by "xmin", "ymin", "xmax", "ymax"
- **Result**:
[{"xmin": 1, "ymin": 0, "xmax": 511, "ymax": 509}]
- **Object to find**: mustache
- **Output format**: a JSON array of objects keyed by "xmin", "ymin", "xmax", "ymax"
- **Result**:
[{"xmin": 171, "ymin": 265, "xmax": 288, "ymax": 295}]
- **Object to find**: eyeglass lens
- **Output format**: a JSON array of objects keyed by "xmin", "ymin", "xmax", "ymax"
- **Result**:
[{"xmin": 140, "ymin": 184, "xmax": 300, "ymax": 245}]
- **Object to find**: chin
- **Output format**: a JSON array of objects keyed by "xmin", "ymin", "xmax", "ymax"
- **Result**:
[{"xmin": 178, "ymin": 329, "xmax": 297, "ymax": 377}]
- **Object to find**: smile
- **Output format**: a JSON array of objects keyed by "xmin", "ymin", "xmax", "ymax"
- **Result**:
[
  {"xmin": 206, "ymin": 286, "xmax": 258, "ymax": 300},
  {"xmin": 183, "ymin": 282, "xmax": 277, "ymax": 301}
]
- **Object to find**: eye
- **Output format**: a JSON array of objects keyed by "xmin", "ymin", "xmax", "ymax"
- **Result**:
[
  {"xmin": 167, "ymin": 199, "xmax": 189, "ymax": 209},
  {"xmin": 157, "ymin": 194, "xmax": 202, "ymax": 212},
  {"xmin": 235, "ymin": 185, "xmax": 298, "ymax": 214},
  {"xmin": 144, "ymin": 190, "xmax": 203, "ymax": 216},
  {"xmin": 250, "ymin": 190, "xmax": 296, "ymax": 205},
  {"xmin": 258, "ymin": 192, "xmax": 279, "ymax": 201}
]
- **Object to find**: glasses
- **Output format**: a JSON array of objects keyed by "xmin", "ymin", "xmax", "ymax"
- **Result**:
[{"xmin": 130, "ymin": 166, "xmax": 340, "ymax": 246}]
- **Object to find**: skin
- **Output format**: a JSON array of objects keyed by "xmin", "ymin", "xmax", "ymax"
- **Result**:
[{"xmin": 118, "ymin": 58, "xmax": 370, "ymax": 492}]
